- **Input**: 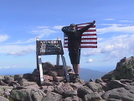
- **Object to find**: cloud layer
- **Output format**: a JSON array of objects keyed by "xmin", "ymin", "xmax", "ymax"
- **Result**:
[
  {"xmin": 0, "ymin": 34, "xmax": 9, "ymax": 42},
  {"xmin": 1, "ymin": 23, "xmax": 134, "ymax": 59}
]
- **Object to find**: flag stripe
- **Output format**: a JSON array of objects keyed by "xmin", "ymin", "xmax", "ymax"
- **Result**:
[
  {"xmin": 64, "ymin": 37, "xmax": 97, "ymax": 40},
  {"xmin": 77, "ymin": 25, "xmax": 96, "ymax": 29},
  {"xmin": 64, "ymin": 45, "xmax": 97, "ymax": 48},
  {"xmin": 82, "ymin": 34, "xmax": 97, "ymax": 36},
  {"xmin": 64, "ymin": 42, "xmax": 97, "ymax": 44}
]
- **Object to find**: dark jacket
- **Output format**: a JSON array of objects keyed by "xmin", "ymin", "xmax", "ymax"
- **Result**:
[{"xmin": 62, "ymin": 23, "xmax": 94, "ymax": 50}]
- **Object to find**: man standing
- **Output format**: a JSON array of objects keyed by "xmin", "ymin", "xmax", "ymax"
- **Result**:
[{"xmin": 62, "ymin": 20, "xmax": 96, "ymax": 82}]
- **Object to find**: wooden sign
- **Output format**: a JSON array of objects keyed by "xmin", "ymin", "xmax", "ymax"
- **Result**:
[{"xmin": 36, "ymin": 40, "xmax": 64, "ymax": 55}]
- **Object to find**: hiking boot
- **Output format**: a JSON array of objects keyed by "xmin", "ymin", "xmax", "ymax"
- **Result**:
[{"xmin": 74, "ymin": 74, "xmax": 80, "ymax": 83}]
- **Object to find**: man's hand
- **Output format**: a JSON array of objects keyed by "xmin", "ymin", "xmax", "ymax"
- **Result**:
[{"xmin": 92, "ymin": 20, "xmax": 96, "ymax": 25}]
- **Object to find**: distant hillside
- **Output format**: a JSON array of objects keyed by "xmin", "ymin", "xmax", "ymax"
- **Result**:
[{"xmin": 79, "ymin": 68, "xmax": 106, "ymax": 82}]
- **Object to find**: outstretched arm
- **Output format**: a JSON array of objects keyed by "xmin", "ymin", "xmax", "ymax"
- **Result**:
[
  {"xmin": 62, "ymin": 26, "xmax": 70, "ymax": 33},
  {"xmin": 80, "ymin": 20, "xmax": 96, "ymax": 33}
]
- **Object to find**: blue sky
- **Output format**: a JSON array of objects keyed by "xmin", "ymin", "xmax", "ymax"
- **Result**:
[{"xmin": 0, "ymin": 0, "xmax": 134, "ymax": 74}]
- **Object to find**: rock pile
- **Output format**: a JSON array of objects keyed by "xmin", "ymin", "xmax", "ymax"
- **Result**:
[
  {"xmin": 0, "ymin": 57, "xmax": 134, "ymax": 101},
  {"xmin": 102, "ymin": 56, "xmax": 134, "ymax": 80}
]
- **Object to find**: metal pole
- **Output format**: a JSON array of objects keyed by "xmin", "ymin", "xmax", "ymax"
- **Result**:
[
  {"xmin": 56, "ymin": 37, "xmax": 60, "ymax": 66},
  {"xmin": 36, "ymin": 37, "xmax": 39, "ymax": 70},
  {"xmin": 61, "ymin": 55, "xmax": 70, "ymax": 82},
  {"xmin": 38, "ymin": 56, "xmax": 44, "ymax": 85}
]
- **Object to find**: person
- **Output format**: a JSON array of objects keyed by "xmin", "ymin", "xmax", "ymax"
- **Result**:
[{"xmin": 62, "ymin": 20, "xmax": 96, "ymax": 82}]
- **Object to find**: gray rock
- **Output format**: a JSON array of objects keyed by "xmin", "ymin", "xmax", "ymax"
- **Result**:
[
  {"xmin": 64, "ymin": 96, "xmax": 82, "ymax": 101},
  {"xmin": 42, "ymin": 86, "xmax": 54, "ymax": 93},
  {"xmin": 77, "ymin": 86, "xmax": 93, "ymax": 99},
  {"xmin": 102, "ymin": 87, "xmax": 134, "ymax": 101},
  {"xmin": 14, "ymin": 75, "xmax": 22, "ymax": 81},
  {"xmin": 0, "ymin": 96, "xmax": 9, "ymax": 101},
  {"xmin": 106, "ymin": 80, "xmax": 127, "ymax": 90},
  {"xmin": 42, "ymin": 62, "xmax": 55, "ymax": 74},
  {"xmin": 23, "ymin": 73, "xmax": 33, "ymax": 81},
  {"xmin": 54, "ymin": 82, "xmax": 75, "ymax": 97},
  {"xmin": 42, "ymin": 92, "xmax": 62, "ymax": 101},
  {"xmin": 85, "ymin": 81, "xmax": 103, "ymax": 92},
  {"xmin": 84, "ymin": 92, "xmax": 102, "ymax": 101},
  {"xmin": 102, "ymin": 56, "xmax": 134, "ymax": 80},
  {"xmin": 107, "ymin": 98, "xmax": 122, "ymax": 101},
  {"xmin": 0, "ymin": 86, "xmax": 13, "ymax": 98},
  {"xmin": 10, "ymin": 88, "xmax": 46, "ymax": 101},
  {"xmin": 4, "ymin": 76, "xmax": 14, "ymax": 84},
  {"xmin": 0, "ymin": 79, "xmax": 7, "ymax": 86}
]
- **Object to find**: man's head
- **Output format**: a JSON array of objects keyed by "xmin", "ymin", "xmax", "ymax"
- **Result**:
[{"xmin": 70, "ymin": 23, "xmax": 76, "ymax": 30}]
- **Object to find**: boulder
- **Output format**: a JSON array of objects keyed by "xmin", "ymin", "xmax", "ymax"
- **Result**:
[
  {"xmin": 42, "ymin": 92, "xmax": 62, "ymax": 101},
  {"xmin": 0, "ymin": 96, "xmax": 9, "ymax": 101},
  {"xmin": 77, "ymin": 86, "xmax": 93, "ymax": 99},
  {"xmin": 102, "ymin": 87, "xmax": 134, "ymax": 101},
  {"xmin": 102, "ymin": 56, "xmax": 134, "ymax": 80},
  {"xmin": 10, "ymin": 88, "xmax": 46, "ymax": 101},
  {"xmin": 54, "ymin": 82, "xmax": 77, "ymax": 97},
  {"xmin": 84, "ymin": 92, "xmax": 102, "ymax": 101},
  {"xmin": 85, "ymin": 81, "xmax": 104, "ymax": 92}
]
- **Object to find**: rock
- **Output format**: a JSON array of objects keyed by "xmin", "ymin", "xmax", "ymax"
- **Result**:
[
  {"xmin": 42, "ymin": 92, "xmax": 62, "ymax": 101},
  {"xmin": 32, "ymin": 69, "xmax": 40, "ymax": 81},
  {"xmin": 107, "ymin": 98, "xmax": 122, "ymax": 101},
  {"xmin": 3, "ymin": 76, "xmax": 14, "ymax": 84},
  {"xmin": 53, "ymin": 76, "xmax": 64, "ymax": 82},
  {"xmin": 17, "ymin": 78, "xmax": 27, "ymax": 85},
  {"xmin": 54, "ymin": 82, "xmax": 76, "ymax": 97},
  {"xmin": 0, "ymin": 86, "xmax": 13, "ymax": 98},
  {"xmin": 84, "ymin": 92, "xmax": 102, "ymax": 101},
  {"xmin": 14, "ymin": 75, "xmax": 23, "ymax": 81},
  {"xmin": 101, "ymin": 71, "xmax": 114, "ymax": 81},
  {"xmin": 10, "ymin": 88, "xmax": 46, "ymax": 101},
  {"xmin": 48, "ymin": 70, "xmax": 57, "ymax": 77},
  {"xmin": 106, "ymin": 80, "xmax": 127, "ymax": 90},
  {"xmin": 55, "ymin": 68, "xmax": 65, "ymax": 76},
  {"xmin": 102, "ymin": 87, "xmax": 134, "ymax": 101},
  {"xmin": 85, "ymin": 81, "xmax": 103, "ymax": 92},
  {"xmin": 70, "ymin": 82, "xmax": 84, "ymax": 88},
  {"xmin": 42, "ymin": 62, "xmax": 55, "ymax": 74},
  {"xmin": 8, "ymin": 81, "xmax": 20, "ymax": 88},
  {"xmin": 44, "ymin": 75, "xmax": 53, "ymax": 81},
  {"xmin": 23, "ymin": 73, "xmax": 33, "ymax": 81},
  {"xmin": 42, "ymin": 86, "xmax": 54, "ymax": 93},
  {"xmin": 0, "ymin": 79, "xmax": 7, "ymax": 86},
  {"xmin": 42, "ymin": 81, "xmax": 54, "ymax": 86},
  {"xmin": 64, "ymin": 96, "xmax": 82, "ymax": 101},
  {"xmin": 0, "ymin": 96, "xmax": 9, "ymax": 101},
  {"xmin": 77, "ymin": 86, "xmax": 93, "ymax": 99},
  {"xmin": 102, "ymin": 56, "xmax": 134, "ymax": 80}
]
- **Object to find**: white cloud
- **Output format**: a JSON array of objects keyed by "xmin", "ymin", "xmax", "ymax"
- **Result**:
[
  {"xmin": 83, "ymin": 34, "xmax": 134, "ymax": 61},
  {"xmin": 86, "ymin": 58, "xmax": 93, "ymax": 63},
  {"xmin": 7, "ymin": 48, "xmax": 34, "ymax": 56},
  {"xmin": 0, "ymin": 66, "xmax": 17, "ymax": 69},
  {"xmin": 30, "ymin": 26, "xmax": 58, "ymax": 38},
  {"xmin": 9, "ymin": 26, "xmax": 59, "ymax": 45},
  {"xmin": 0, "ymin": 34, "xmax": 9, "ymax": 42},
  {"xmin": 104, "ymin": 18, "xmax": 115, "ymax": 21},
  {"xmin": 53, "ymin": 25, "xmax": 63, "ymax": 30},
  {"xmin": 0, "ymin": 44, "xmax": 35, "ymax": 56},
  {"xmin": 119, "ymin": 20, "xmax": 134, "ymax": 23},
  {"xmin": 97, "ymin": 24, "xmax": 134, "ymax": 34}
]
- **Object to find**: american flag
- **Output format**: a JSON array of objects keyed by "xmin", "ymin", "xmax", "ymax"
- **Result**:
[{"xmin": 64, "ymin": 22, "xmax": 97, "ymax": 48}]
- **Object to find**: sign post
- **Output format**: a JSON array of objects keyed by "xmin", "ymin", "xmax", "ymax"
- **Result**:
[{"xmin": 36, "ymin": 38, "xmax": 70, "ymax": 85}]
